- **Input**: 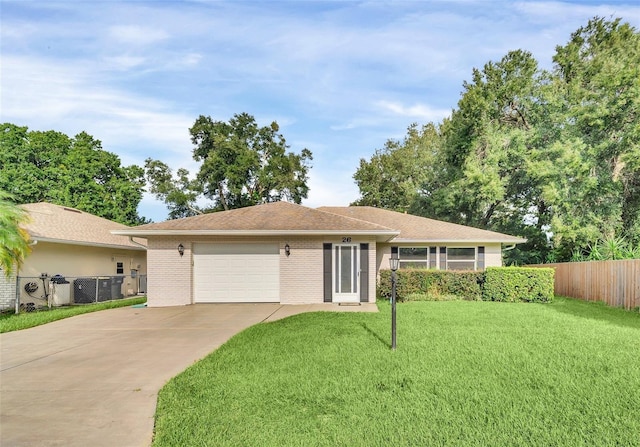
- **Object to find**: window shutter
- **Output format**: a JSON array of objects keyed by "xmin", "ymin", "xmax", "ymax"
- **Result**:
[
  {"xmin": 429, "ymin": 246, "xmax": 437, "ymax": 269},
  {"xmin": 360, "ymin": 243, "xmax": 369, "ymax": 302},
  {"xmin": 478, "ymin": 246, "xmax": 485, "ymax": 270},
  {"xmin": 440, "ymin": 247, "xmax": 447, "ymax": 270},
  {"xmin": 323, "ymin": 243, "xmax": 332, "ymax": 302}
]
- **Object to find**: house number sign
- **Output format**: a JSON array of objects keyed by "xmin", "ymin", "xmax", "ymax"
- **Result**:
[{"xmin": 342, "ymin": 237, "xmax": 352, "ymax": 243}]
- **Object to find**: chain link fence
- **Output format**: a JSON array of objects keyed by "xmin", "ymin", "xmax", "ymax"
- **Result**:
[{"xmin": 13, "ymin": 273, "xmax": 147, "ymax": 314}]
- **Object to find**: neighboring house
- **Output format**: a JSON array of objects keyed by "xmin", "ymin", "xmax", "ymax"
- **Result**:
[
  {"xmin": 113, "ymin": 202, "xmax": 525, "ymax": 307},
  {"xmin": 0, "ymin": 203, "xmax": 147, "ymax": 310}
]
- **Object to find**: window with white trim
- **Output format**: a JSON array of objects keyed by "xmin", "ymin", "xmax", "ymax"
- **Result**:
[
  {"xmin": 398, "ymin": 247, "xmax": 428, "ymax": 269},
  {"xmin": 446, "ymin": 248, "xmax": 476, "ymax": 270},
  {"xmin": 394, "ymin": 246, "xmax": 486, "ymax": 271}
]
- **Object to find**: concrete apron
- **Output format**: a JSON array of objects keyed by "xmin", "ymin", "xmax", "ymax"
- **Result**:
[{"xmin": 0, "ymin": 303, "xmax": 377, "ymax": 447}]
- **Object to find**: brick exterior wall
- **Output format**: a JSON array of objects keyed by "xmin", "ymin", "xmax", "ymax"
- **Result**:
[
  {"xmin": 280, "ymin": 236, "xmax": 377, "ymax": 304},
  {"xmin": 0, "ymin": 268, "xmax": 17, "ymax": 310},
  {"xmin": 279, "ymin": 237, "xmax": 324, "ymax": 304},
  {"xmin": 145, "ymin": 235, "xmax": 378, "ymax": 307},
  {"xmin": 146, "ymin": 237, "xmax": 193, "ymax": 307}
]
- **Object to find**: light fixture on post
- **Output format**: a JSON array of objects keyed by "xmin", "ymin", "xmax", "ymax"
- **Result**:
[
  {"xmin": 389, "ymin": 254, "xmax": 399, "ymax": 350},
  {"xmin": 178, "ymin": 243, "xmax": 185, "ymax": 257},
  {"xmin": 389, "ymin": 255, "xmax": 400, "ymax": 273},
  {"xmin": 284, "ymin": 243, "xmax": 291, "ymax": 257}
]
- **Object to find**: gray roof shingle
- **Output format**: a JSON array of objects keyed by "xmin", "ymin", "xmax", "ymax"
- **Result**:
[
  {"xmin": 113, "ymin": 202, "xmax": 524, "ymax": 244},
  {"xmin": 114, "ymin": 201, "xmax": 399, "ymax": 239},
  {"xmin": 318, "ymin": 206, "xmax": 526, "ymax": 243}
]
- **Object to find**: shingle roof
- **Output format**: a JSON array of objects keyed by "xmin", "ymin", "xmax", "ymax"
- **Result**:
[
  {"xmin": 318, "ymin": 206, "xmax": 526, "ymax": 243},
  {"xmin": 20, "ymin": 203, "xmax": 146, "ymax": 250},
  {"xmin": 112, "ymin": 202, "xmax": 524, "ymax": 244},
  {"xmin": 113, "ymin": 201, "xmax": 399, "ymax": 240}
]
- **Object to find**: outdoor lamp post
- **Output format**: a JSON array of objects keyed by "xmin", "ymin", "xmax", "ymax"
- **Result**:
[{"xmin": 389, "ymin": 254, "xmax": 399, "ymax": 350}]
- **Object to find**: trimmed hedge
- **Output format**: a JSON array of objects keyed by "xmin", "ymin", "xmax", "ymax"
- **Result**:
[
  {"xmin": 483, "ymin": 267, "xmax": 554, "ymax": 303},
  {"xmin": 378, "ymin": 269, "xmax": 483, "ymax": 302},
  {"xmin": 378, "ymin": 267, "xmax": 554, "ymax": 303}
]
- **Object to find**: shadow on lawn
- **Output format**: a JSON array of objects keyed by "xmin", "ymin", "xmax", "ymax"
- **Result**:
[
  {"xmin": 547, "ymin": 297, "xmax": 640, "ymax": 330},
  {"xmin": 360, "ymin": 323, "xmax": 391, "ymax": 349}
]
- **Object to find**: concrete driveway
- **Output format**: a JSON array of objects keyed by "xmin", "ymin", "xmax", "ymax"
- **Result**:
[{"xmin": 0, "ymin": 303, "xmax": 376, "ymax": 447}]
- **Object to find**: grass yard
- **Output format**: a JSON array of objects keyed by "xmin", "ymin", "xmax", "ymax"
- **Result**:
[
  {"xmin": 153, "ymin": 297, "xmax": 640, "ymax": 447},
  {"xmin": 0, "ymin": 297, "xmax": 146, "ymax": 333}
]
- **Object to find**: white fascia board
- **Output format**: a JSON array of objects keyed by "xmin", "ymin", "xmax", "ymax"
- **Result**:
[
  {"xmin": 31, "ymin": 237, "xmax": 147, "ymax": 251},
  {"xmin": 389, "ymin": 238, "xmax": 528, "ymax": 244}
]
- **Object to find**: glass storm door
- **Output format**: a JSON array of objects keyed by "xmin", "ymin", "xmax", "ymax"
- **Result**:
[{"xmin": 333, "ymin": 245, "xmax": 359, "ymax": 302}]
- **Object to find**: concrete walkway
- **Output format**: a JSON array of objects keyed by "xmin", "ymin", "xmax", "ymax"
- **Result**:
[{"xmin": 0, "ymin": 303, "xmax": 377, "ymax": 447}]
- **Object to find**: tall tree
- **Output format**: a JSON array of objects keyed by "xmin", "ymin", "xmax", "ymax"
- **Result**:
[
  {"xmin": 352, "ymin": 122, "xmax": 442, "ymax": 212},
  {"xmin": 144, "ymin": 159, "xmax": 202, "ymax": 220},
  {"xmin": 0, "ymin": 192, "xmax": 31, "ymax": 277},
  {"xmin": 146, "ymin": 113, "xmax": 313, "ymax": 217},
  {"xmin": 353, "ymin": 17, "xmax": 640, "ymax": 264},
  {"xmin": 417, "ymin": 50, "xmax": 564, "ymax": 264},
  {"xmin": 0, "ymin": 124, "xmax": 147, "ymax": 225},
  {"xmin": 552, "ymin": 17, "xmax": 640, "ymax": 255},
  {"xmin": 430, "ymin": 50, "xmax": 543, "ymax": 226}
]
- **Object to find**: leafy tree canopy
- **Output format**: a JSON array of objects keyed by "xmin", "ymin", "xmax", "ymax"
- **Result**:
[
  {"xmin": 353, "ymin": 17, "xmax": 640, "ymax": 264},
  {"xmin": 146, "ymin": 113, "xmax": 313, "ymax": 218},
  {"xmin": 0, "ymin": 124, "xmax": 148, "ymax": 226},
  {"xmin": 353, "ymin": 122, "xmax": 442, "ymax": 212}
]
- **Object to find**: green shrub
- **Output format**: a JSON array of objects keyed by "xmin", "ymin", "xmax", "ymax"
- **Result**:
[
  {"xmin": 378, "ymin": 267, "xmax": 555, "ymax": 304},
  {"xmin": 482, "ymin": 267, "xmax": 554, "ymax": 303},
  {"xmin": 378, "ymin": 269, "xmax": 483, "ymax": 302},
  {"xmin": 404, "ymin": 292, "xmax": 460, "ymax": 302}
]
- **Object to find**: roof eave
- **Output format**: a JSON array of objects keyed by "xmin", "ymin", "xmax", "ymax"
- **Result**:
[
  {"xmin": 389, "ymin": 238, "xmax": 528, "ymax": 244},
  {"xmin": 31, "ymin": 236, "xmax": 147, "ymax": 251},
  {"xmin": 112, "ymin": 229, "xmax": 400, "ymax": 241}
]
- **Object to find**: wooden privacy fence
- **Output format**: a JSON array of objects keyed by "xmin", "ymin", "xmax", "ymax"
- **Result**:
[{"xmin": 529, "ymin": 260, "xmax": 640, "ymax": 310}]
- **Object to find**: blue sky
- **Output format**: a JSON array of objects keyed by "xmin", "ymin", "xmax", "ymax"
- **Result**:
[{"xmin": 2, "ymin": 0, "xmax": 639, "ymax": 222}]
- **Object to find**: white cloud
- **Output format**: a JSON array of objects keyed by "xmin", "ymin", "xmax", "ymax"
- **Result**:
[
  {"xmin": 304, "ymin": 170, "xmax": 358, "ymax": 208},
  {"xmin": 103, "ymin": 55, "xmax": 147, "ymax": 70},
  {"xmin": 330, "ymin": 123, "xmax": 358, "ymax": 131},
  {"xmin": 138, "ymin": 193, "xmax": 171, "ymax": 223},
  {"xmin": 107, "ymin": 25, "xmax": 169, "ymax": 47},
  {"xmin": 514, "ymin": 1, "xmax": 640, "ymax": 23},
  {"xmin": 376, "ymin": 101, "xmax": 451, "ymax": 122},
  {"xmin": 1, "ymin": 55, "xmax": 195, "ymax": 169},
  {"xmin": 3, "ymin": 0, "xmax": 640, "ymax": 223},
  {"xmin": 181, "ymin": 53, "xmax": 203, "ymax": 66}
]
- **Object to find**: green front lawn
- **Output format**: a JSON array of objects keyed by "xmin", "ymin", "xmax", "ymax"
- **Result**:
[
  {"xmin": 0, "ymin": 297, "xmax": 147, "ymax": 333},
  {"xmin": 153, "ymin": 297, "xmax": 640, "ymax": 446}
]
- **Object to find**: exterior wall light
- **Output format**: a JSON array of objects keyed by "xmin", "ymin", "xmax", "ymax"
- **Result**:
[
  {"xmin": 178, "ymin": 243, "xmax": 185, "ymax": 257},
  {"xmin": 284, "ymin": 243, "xmax": 291, "ymax": 257}
]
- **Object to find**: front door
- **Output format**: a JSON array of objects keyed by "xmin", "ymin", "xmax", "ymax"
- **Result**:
[{"xmin": 333, "ymin": 245, "xmax": 359, "ymax": 303}]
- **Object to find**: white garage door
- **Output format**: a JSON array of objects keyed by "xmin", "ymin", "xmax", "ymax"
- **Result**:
[{"xmin": 193, "ymin": 243, "xmax": 280, "ymax": 303}]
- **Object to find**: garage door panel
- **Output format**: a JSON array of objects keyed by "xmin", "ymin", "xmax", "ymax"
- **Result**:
[
  {"xmin": 193, "ymin": 243, "xmax": 280, "ymax": 303},
  {"xmin": 194, "ymin": 244, "xmax": 278, "ymax": 256}
]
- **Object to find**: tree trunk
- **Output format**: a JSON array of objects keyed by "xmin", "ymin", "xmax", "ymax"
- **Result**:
[{"xmin": 218, "ymin": 183, "xmax": 229, "ymax": 211}]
